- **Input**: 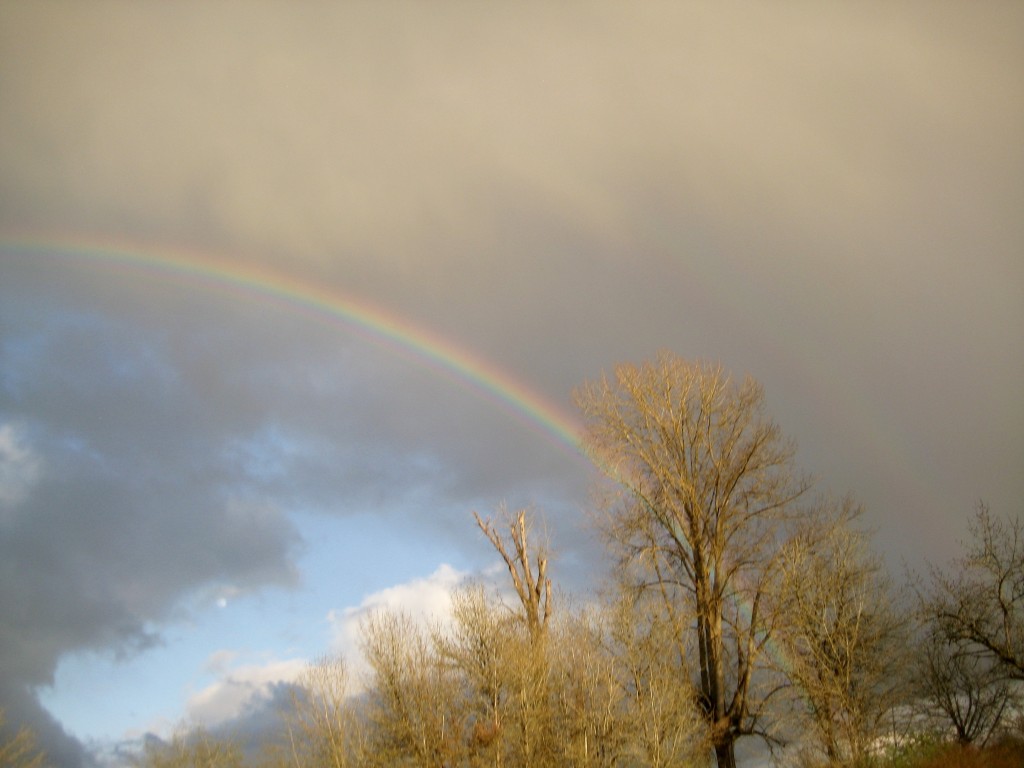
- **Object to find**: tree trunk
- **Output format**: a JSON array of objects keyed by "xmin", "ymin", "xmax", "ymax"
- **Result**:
[{"xmin": 714, "ymin": 740, "xmax": 737, "ymax": 768}]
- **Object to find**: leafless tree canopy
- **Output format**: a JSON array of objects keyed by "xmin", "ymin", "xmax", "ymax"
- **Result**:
[
  {"xmin": 348, "ymin": 505, "xmax": 710, "ymax": 768},
  {"xmin": 473, "ymin": 508, "xmax": 552, "ymax": 642},
  {"xmin": 280, "ymin": 655, "xmax": 367, "ymax": 768},
  {"xmin": 131, "ymin": 728, "xmax": 244, "ymax": 768}
]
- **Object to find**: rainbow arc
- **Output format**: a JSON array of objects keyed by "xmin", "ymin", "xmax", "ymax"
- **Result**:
[{"xmin": 1, "ymin": 235, "xmax": 586, "ymax": 459}]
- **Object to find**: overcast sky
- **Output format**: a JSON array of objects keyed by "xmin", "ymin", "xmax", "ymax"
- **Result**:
[{"xmin": 1, "ymin": 3, "xmax": 1022, "ymax": 766}]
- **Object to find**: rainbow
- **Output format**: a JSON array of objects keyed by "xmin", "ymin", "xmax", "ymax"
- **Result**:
[
  {"xmin": 2, "ymin": 233, "xmax": 824, "ymax": 700},
  {"xmin": 0, "ymin": 234, "xmax": 586, "ymax": 459}
]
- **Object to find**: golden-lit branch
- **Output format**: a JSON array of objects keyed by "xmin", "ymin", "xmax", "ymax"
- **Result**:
[{"xmin": 474, "ymin": 507, "xmax": 552, "ymax": 640}]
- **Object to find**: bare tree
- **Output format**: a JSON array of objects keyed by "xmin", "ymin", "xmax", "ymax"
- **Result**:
[
  {"xmin": 776, "ymin": 501, "xmax": 910, "ymax": 765},
  {"xmin": 912, "ymin": 503, "xmax": 1023, "ymax": 747},
  {"xmin": 459, "ymin": 510, "xmax": 703, "ymax": 768},
  {"xmin": 603, "ymin": 590, "xmax": 708, "ymax": 768},
  {"xmin": 435, "ymin": 585, "xmax": 515, "ymax": 767},
  {"xmin": 927, "ymin": 503, "xmax": 1024, "ymax": 680},
  {"xmin": 548, "ymin": 608, "xmax": 625, "ymax": 768},
  {"xmin": 911, "ymin": 620, "xmax": 1014, "ymax": 747},
  {"xmin": 360, "ymin": 610, "xmax": 467, "ymax": 768},
  {"xmin": 355, "ymin": 509, "xmax": 558, "ymax": 768},
  {"xmin": 281, "ymin": 655, "xmax": 367, "ymax": 768},
  {"xmin": 471, "ymin": 507, "xmax": 557, "ymax": 767},
  {"xmin": 473, "ymin": 508, "xmax": 552, "ymax": 642},
  {"xmin": 575, "ymin": 354, "xmax": 811, "ymax": 768},
  {"xmin": 132, "ymin": 729, "xmax": 243, "ymax": 768}
]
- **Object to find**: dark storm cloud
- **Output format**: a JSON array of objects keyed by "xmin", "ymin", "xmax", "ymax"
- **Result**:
[
  {"xmin": 1, "ymin": 1, "xmax": 1022, "ymax": 762},
  {"xmin": 0, "ymin": 285, "xmax": 307, "ymax": 761}
]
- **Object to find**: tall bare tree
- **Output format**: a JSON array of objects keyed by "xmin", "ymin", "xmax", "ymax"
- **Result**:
[
  {"xmin": 575, "ymin": 354, "xmax": 811, "ymax": 768},
  {"xmin": 473, "ymin": 508, "xmax": 552, "ymax": 642},
  {"xmin": 356, "ymin": 508, "xmax": 558, "ymax": 768}
]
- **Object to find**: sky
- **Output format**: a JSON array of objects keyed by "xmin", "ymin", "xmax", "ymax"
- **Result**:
[{"xmin": 0, "ymin": 2, "xmax": 1022, "ymax": 765}]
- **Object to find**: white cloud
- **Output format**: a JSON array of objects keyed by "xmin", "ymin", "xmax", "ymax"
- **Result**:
[
  {"xmin": 327, "ymin": 563, "xmax": 471, "ymax": 674},
  {"xmin": 0, "ymin": 422, "xmax": 41, "ymax": 510},
  {"xmin": 180, "ymin": 566, "xmax": 478, "ymax": 730},
  {"xmin": 184, "ymin": 656, "xmax": 307, "ymax": 728}
]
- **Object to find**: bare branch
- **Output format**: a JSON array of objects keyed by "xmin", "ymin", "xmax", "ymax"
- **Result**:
[{"xmin": 474, "ymin": 507, "xmax": 552, "ymax": 641}]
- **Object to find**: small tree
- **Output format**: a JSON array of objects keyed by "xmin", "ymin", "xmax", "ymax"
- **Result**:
[
  {"xmin": 911, "ymin": 620, "xmax": 1014, "ymax": 746},
  {"xmin": 914, "ymin": 503, "xmax": 1023, "ymax": 747},
  {"xmin": 776, "ymin": 501, "xmax": 910, "ymax": 765},
  {"xmin": 360, "ymin": 610, "xmax": 467, "ymax": 767},
  {"xmin": 132, "ymin": 729, "xmax": 243, "ymax": 768},
  {"xmin": 927, "ymin": 504, "xmax": 1024, "ymax": 679},
  {"xmin": 604, "ymin": 590, "xmax": 708, "ymax": 767},
  {"xmin": 282, "ymin": 655, "xmax": 367, "ymax": 768}
]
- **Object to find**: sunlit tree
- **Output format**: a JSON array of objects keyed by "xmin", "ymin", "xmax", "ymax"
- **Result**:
[
  {"xmin": 434, "ymin": 585, "xmax": 515, "ymax": 767},
  {"xmin": 132, "ymin": 728, "xmax": 243, "ymax": 768},
  {"xmin": 776, "ymin": 500, "xmax": 911, "ymax": 764},
  {"xmin": 549, "ymin": 609, "xmax": 624, "ymax": 768},
  {"xmin": 280, "ymin": 655, "xmax": 367, "ymax": 768},
  {"xmin": 575, "ymin": 354, "xmax": 812, "ymax": 768},
  {"xmin": 470, "ymin": 507, "xmax": 557, "ymax": 767},
  {"xmin": 360, "ymin": 610, "xmax": 467, "ymax": 767},
  {"xmin": 603, "ymin": 590, "xmax": 708, "ymax": 767}
]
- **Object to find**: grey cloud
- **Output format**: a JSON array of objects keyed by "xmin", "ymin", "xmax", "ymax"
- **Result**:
[
  {"xmin": 3, "ymin": 3, "xmax": 1017, "ymax": 266},
  {"xmin": 0, "ymin": 287, "xmax": 306, "ymax": 763},
  {"xmin": 113, "ymin": 682, "xmax": 309, "ymax": 767},
  {"xmin": 205, "ymin": 681, "xmax": 303, "ymax": 763}
]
